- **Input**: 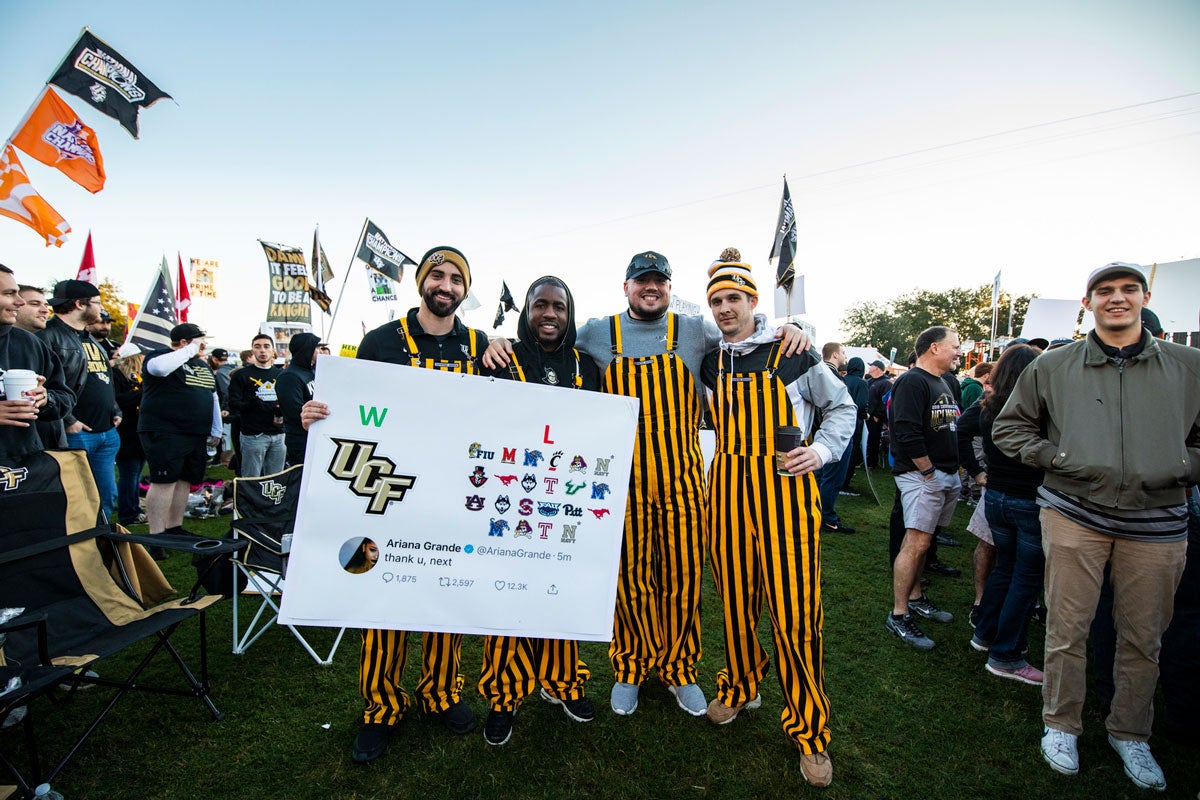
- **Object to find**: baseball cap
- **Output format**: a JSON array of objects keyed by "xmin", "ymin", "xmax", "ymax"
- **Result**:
[
  {"xmin": 1141, "ymin": 307, "xmax": 1163, "ymax": 337},
  {"xmin": 169, "ymin": 323, "xmax": 207, "ymax": 341},
  {"xmin": 210, "ymin": 348, "xmax": 229, "ymax": 360},
  {"xmin": 625, "ymin": 251, "xmax": 672, "ymax": 280},
  {"xmin": 869, "ymin": 359, "xmax": 886, "ymax": 370},
  {"xmin": 48, "ymin": 279, "xmax": 100, "ymax": 305},
  {"xmin": 98, "ymin": 310, "xmax": 112, "ymax": 322},
  {"xmin": 1086, "ymin": 262, "xmax": 1147, "ymax": 293}
]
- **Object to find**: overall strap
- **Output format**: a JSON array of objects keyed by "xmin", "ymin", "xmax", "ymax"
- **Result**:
[{"xmin": 609, "ymin": 315, "xmax": 623, "ymax": 357}]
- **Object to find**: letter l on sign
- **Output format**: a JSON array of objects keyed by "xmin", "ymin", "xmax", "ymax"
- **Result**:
[{"xmin": 543, "ymin": 425, "xmax": 554, "ymax": 444}]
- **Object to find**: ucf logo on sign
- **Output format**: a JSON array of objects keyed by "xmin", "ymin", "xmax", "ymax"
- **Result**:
[{"xmin": 326, "ymin": 438, "xmax": 417, "ymax": 515}]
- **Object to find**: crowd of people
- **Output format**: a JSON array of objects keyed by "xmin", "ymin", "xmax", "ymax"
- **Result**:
[{"xmin": 2, "ymin": 255, "xmax": 1197, "ymax": 793}]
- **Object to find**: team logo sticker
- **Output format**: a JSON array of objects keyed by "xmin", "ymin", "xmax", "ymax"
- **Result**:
[
  {"xmin": 524, "ymin": 449, "xmax": 544, "ymax": 467},
  {"xmin": 521, "ymin": 473, "xmax": 537, "ymax": 493},
  {"xmin": 488, "ymin": 519, "xmax": 509, "ymax": 537},
  {"xmin": 494, "ymin": 495, "xmax": 511, "ymax": 514},
  {"xmin": 326, "ymin": 438, "xmax": 417, "ymax": 515},
  {"xmin": 569, "ymin": 455, "xmax": 587, "ymax": 473},
  {"xmin": 514, "ymin": 520, "xmax": 533, "ymax": 538},
  {"xmin": 469, "ymin": 466, "xmax": 488, "ymax": 487},
  {"xmin": 465, "ymin": 495, "xmax": 485, "ymax": 511}
]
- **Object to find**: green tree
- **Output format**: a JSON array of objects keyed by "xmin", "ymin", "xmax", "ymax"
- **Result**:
[
  {"xmin": 842, "ymin": 284, "xmax": 1034, "ymax": 357},
  {"xmin": 97, "ymin": 278, "xmax": 129, "ymax": 341}
]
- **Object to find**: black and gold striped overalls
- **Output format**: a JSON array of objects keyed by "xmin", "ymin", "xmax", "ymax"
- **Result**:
[
  {"xmin": 478, "ymin": 349, "xmax": 590, "ymax": 711},
  {"xmin": 707, "ymin": 343, "xmax": 830, "ymax": 754},
  {"xmin": 360, "ymin": 318, "xmax": 481, "ymax": 725},
  {"xmin": 602, "ymin": 313, "xmax": 706, "ymax": 687}
]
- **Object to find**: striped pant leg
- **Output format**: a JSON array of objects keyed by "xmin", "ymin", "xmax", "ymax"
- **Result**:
[
  {"xmin": 478, "ymin": 635, "xmax": 537, "ymax": 711},
  {"xmin": 535, "ymin": 638, "xmax": 589, "ymax": 701},
  {"xmin": 359, "ymin": 628, "xmax": 410, "ymax": 725},
  {"xmin": 415, "ymin": 631, "xmax": 465, "ymax": 713},
  {"xmin": 654, "ymin": 442, "xmax": 707, "ymax": 686},
  {"xmin": 710, "ymin": 455, "xmax": 769, "ymax": 707},
  {"xmin": 757, "ymin": 466, "xmax": 831, "ymax": 753},
  {"xmin": 609, "ymin": 463, "xmax": 660, "ymax": 684}
]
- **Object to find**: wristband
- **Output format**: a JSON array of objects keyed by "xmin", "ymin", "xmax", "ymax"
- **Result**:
[{"xmin": 920, "ymin": 467, "xmax": 936, "ymax": 477}]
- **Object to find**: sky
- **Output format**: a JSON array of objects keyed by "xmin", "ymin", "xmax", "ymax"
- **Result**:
[{"xmin": 3, "ymin": 0, "xmax": 1198, "ymax": 351}]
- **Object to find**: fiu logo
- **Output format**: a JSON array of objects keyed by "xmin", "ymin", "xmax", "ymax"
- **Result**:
[
  {"xmin": 538, "ymin": 501, "xmax": 561, "ymax": 517},
  {"xmin": 326, "ymin": 438, "xmax": 417, "ymax": 515},
  {"xmin": 569, "ymin": 455, "xmax": 587, "ymax": 473},
  {"xmin": 465, "ymin": 494, "xmax": 486, "ymax": 511},
  {"xmin": 0, "ymin": 466, "xmax": 30, "ymax": 492},
  {"xmin": 468, "ymin": 442, "xmax": 495, "ymax": 460},
  {"xmin": 259, "ymin": 479, "xmax": 286, "ymax": 505}
]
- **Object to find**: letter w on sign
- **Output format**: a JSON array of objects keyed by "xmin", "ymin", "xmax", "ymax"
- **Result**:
[{"xmin": 359, "ymin": 405, "xmax": 388, "ymax": 427}]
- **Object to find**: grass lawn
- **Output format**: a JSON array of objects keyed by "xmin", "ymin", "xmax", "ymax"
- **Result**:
[{"xmin": 7, "ymin": 466, "xmax": 1197, "ymax": 799}]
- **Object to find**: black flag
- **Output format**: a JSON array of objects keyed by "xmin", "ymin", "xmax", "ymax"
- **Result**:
[
  {"xmin": 354, "ymin": 218, "xmax": 414, "ymax": 284},
  {"xmin": 49, "ymin": 31, "xmax": 172, "ymax": 139},
  {"xmin": 768, "ymin": 178, "xmax": 797, "ymax": 292},
  {"xmin": 493, "ymin": 281, "xmax": 518, "ymax": 328}
]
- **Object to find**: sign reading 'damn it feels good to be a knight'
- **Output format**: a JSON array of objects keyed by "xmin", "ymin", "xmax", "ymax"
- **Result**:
[{"xmin": 279, "ymin": 356, "xmax": 640, "ymax": 641}]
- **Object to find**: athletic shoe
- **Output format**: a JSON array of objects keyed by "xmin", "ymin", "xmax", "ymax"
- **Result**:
[
  {"xmin": 985, "ymin": 663, "xmax": 1044, "ymax": 686},
  {"xmin": 969, "ymin": 635, "xmax": 990, "ymax": 652},
  {"xmin": 425, "ymin": 699, "xmax": 477, "ymax": 734},
  {"xmin": 539, "ymin": 688, "xmax": 595, "ymax": 722},
  {"xmin": 885, "ymin": 613, "xmax": 936, "ymax": 650},
  {"xmin": 908, "ymin": 595, "xmax": 954, "ymax": 623},
  {"xmin": 821, "ymin": 522, "xmax": 856, "ymax": 534},
  {"xmin": 1108, "ymin": 735, "xmax": 1166, "ymax": 791},
  {"xmin": 799, "ymin": 750, "xmax": 833, "ymax": 787},
  {"xmin": 936, "ymin": 532, "xmax": 962, "ymax": 547},
  {"xmin": 923, "ymin": 561, "xmax": 961, "ymax": 577},
  {"xmin": 668, "ymin": 683, "xmax": 707, "ymax": 717},
  {"xmin": 610, "ymin": 681, "xmax": 639, "ymax": 716},
  {"xmin": 1032, "ymin": 603, "xmax": 1048, "ymax": 625},
  {"xmin": 351, "ymin": 722, "xmax": 395, "ymax": 763},
  {"xmin": 705, "ymin": 694, "xmax": 762, "ymax": 725},
  {"xmin": 1041, "ymin": 727, "xmax": 1079, "ymax": 776},
  {"xmin": 484, "ymin": 709, "xmax": 515, "ymax": 746}
]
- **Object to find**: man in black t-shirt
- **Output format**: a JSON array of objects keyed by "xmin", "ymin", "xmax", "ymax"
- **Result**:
[
  {"xmin": 138, "ymin": 323, "xmax": 221, "ymax": 553},
  {"xmin": 884, "ymin": 326, "xmax": 962, "ymax": 650},
  {"xmin": 227, "ymin": 334, "xmax": 284, "ymax": 476}
]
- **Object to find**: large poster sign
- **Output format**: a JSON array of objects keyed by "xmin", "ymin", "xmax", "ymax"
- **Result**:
[
  {"xmin": 259, "ymin": 241, "xmax": 313, "ymax": 324},
  {"xmin": 279, "ymin": 357, "xmax": 640, "ymax": 641},
  {"xmin": 189, "ymin": 258, "xmax": 218, "ymax": 299}
]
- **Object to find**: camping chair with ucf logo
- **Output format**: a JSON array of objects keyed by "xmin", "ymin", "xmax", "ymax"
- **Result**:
[
  {"xmin": 0, "ymin": 449, "xmax": 245, "ymax": 796},
  {"xmin": 230, "ymin": 465, "xmax": 346, "ymax": 666}
]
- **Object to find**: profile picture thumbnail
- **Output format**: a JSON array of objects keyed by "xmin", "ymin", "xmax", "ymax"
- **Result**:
[{"xmin": 339, "ymin": 537, "xmax": 379, "ymax": 575}]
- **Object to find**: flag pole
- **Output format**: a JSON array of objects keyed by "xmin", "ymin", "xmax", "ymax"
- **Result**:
[{"xmin": 328, "ymin": 217, "xmax": 368, "ymax": 345}]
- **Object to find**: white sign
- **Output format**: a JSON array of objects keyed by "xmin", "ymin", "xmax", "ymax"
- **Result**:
[{"xmin": 279, "ymin": 356, "xmax": 640, "ymax": 641}]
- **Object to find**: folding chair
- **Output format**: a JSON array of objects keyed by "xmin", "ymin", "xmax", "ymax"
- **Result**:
[
  {"xmin": 230, "ymin": 465, "xmax": 346, "ymax": 666},
  {"xmin": 0, "ymin": 449, "xmax": 245, "ymax": 795}
]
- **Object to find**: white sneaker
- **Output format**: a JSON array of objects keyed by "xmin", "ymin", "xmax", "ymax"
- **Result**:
[
  {"xmin": 610, "ymin": 682, "xmax": 639, "ymax": 716},
  {"xmin": 1040, "ymin": 727, "xmax": 1079, "ymax": 775},
  {"xmin": 1108, "ymin": 735, "xmax": 1166, "ymax": 792}
]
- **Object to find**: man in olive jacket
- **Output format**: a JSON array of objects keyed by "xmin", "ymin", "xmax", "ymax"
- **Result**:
[{"xmin": 992, "ymin": 262, "xmax": 1200, "ymax": 793}]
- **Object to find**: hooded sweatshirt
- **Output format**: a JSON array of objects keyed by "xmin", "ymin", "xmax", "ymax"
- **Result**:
[
  {"xmin": 485, "ymin": 277, "xmax": 600, "ymax": 390},
  {"xmin": 700, "ymin": 317, "xmax": 856, "ymax": 468},
  {"xmin": 842, "ymin": 356, "xmax": 870, "ymax": 436},
  {"xmin": 277, "ymin": 333, "xmax": 320, "ymax": 461},
  {"xmin": 0, "ymin": 323, "xmax": 75, "ymax": 459}
]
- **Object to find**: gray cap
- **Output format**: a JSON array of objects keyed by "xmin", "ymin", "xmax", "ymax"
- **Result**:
[{"xmin": 1086, "ymin": 262, "xmax": 1147, "ymax": 293}]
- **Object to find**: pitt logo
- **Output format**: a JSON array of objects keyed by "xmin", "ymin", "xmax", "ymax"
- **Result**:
[
  {"xmin": 488, "ymin": 519, "xmax": 509, "ymax": 537},
  {"xmin": 524, "ymin": 449, "xmax": 545, "ymax": 466},
  {"xmin": 501, "ymin": 447, "xmax": 517, "ymax": 464},
  {"xmin": 497, "ymin": 474, "xmax": 518, "ymax": 486},
  {"xmin": 593, "ymin": 457, "xmax": 611, "ymax": 477},
  {"xmin": 565, "ymin": 480, "xmax": 587, "ymax": 495},
  {"xmin": 0, "ymin": 466, "xmax": 30, "ymax": 491},
  {"xmin": 561, "ymin": 524, "xmax": 577, "ymax": 544},
  {"xmin": 569, "ymin": 455, "xmax": 587, "ymax": 473},
  {"xmin": 521, "ymin": 473, "xmax": 537, "ymax": 493},
  {"xmin": 259, "ymin": 479, "xmax": 286, "ymax": 505},
  {"xmin": 563, "ymin": 504, "xmax": 584, "ymax": 518},
  {"xmin": 326, "ymin": 438, "xmax": 416, "ymax": 515},
  {"xmin": 590, "ymin": 483, "xmax": 611, "ymax": 500},
  {"xmin": 469, "ymin": 467, "xmax": 488, "ymax": 487},
  {"xmin": 495, "ymin": 495, "xmax": 511, "ymax": 514},
  {"xmin": 465, "ymin": 495, "xmax": 486, "ymax": 511},
  {"xmin": 515, "ymin": 520, "xmax": 533, "ymax": 538},
  {"xmin": 468, "ymin": 442, "xmax": 495, "ymax": 460}
]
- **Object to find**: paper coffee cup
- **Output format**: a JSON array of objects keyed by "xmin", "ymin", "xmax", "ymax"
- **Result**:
[
  {"xmin": 1, "ymin": 369, "xmax": 38, "ymax": 403},
  {"xmin": 775, "ymin": 425, "xmax": 806, "ymax": 476}
]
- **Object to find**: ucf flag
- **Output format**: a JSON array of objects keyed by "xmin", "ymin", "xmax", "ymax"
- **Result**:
[{"xmin": 260, "ymin": 241, "xmax": 313, "ymax": 325}]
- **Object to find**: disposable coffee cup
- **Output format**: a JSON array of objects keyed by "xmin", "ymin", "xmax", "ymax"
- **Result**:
[
  {"xmin": 1, "ymin": 369, "xmax": 38, "ymax": 404},
  {"xmin": 775, "ymin": 425, "xmax": 805, "ymax": 476}
]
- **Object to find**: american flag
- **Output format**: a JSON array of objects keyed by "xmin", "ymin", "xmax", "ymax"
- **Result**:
[{"xmin": 126, "ymin": 256, "xmax": 177, "ymax": 351}]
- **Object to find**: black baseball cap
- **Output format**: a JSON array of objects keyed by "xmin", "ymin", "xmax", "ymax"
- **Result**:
[
  {"xmin": 48, "ymin": 279, "xmax": 100, "ymax": 305},
  {"xmin": 169, "ymin": 323, "xmax": 207, "ymax": 341},
  {"xmin": 210, "ymin": 348, "xmax": 229, "ymax": 360},
  {"xmin": 625, "ymin": 251, "xmax": 672, "ymax": 280},
  {"xmin": 98, "ymin": 310, "xmax": 112, "ymax": 322},
  {"xmin": 869, "ymin": 359, "xmax": 886, "ymax": 370}
]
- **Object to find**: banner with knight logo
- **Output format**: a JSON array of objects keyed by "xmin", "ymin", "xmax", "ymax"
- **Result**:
[{"xmin": 279, "ymin": 356, "xmax": 640, "ymax": 641}]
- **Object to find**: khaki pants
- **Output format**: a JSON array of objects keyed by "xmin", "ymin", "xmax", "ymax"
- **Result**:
[{"xmin": 1041, "ymin": 508, "xmax": 1185, "ymax": 739}]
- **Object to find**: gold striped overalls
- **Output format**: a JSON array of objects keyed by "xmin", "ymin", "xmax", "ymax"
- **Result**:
[
  {"xmin": 707, "ymin": 343, "xmax": 830, "ymax": 754},
  {"xmin": 360, "ymin": 318, "xmax": 481, "ymax": 724},
  {"xmin": 602, "ymin": 313, "xmax": 706, "ymax": 687}
]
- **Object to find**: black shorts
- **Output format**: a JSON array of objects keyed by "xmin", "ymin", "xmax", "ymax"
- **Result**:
[{"xmin": 140, "ymin": 431, "xmax": 208, "ymax": 485}]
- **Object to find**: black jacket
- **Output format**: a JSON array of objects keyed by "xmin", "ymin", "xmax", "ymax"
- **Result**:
[
  {"xmin": 843, "ymin": 357, "xmax": 870, "ymax": 435},
  {"xmin": 484, "ymin": 277, "xmax": 600, "ymax": 391},
  {"xmin": 35, "ymin": 316, "xmax": 88, "ymax": 427},
  {"xmin": 277, "ymin": 333, "xmax": 320, "ymax": 462},
  {"xmin": 0, "ymin": 324, "xmax": 75, "ymax": 459}
]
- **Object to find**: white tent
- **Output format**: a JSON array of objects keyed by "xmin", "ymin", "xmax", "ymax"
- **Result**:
[{"xmin": 1019, "ymin": 298, "xmax": 1083, "ymax": 341}]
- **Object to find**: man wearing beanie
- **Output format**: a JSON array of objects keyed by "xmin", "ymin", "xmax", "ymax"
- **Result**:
[
  {"xmin": 138, "ymin": 322, "xmax": 222, "ymax": 558},
  {"xmin": 303, "ymin": 246, "xmax": 487, "ymax": 763},
  {"xmin": 994, "ymin": 262, "xmax": 1200, "ymax": 792},
  {"xmin": 700, "ymin": 253, "xmax": 853, "ymax": 788},
  {"xmin": 475, "ymin": 276, "xmax": 602, "ymax": 746},
  {"xmin": 484, "ymin": 248, "xmax": 808, "ymax": 720}
]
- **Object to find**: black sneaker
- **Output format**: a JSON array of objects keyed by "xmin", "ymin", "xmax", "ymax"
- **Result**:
[
  {"xmin": 484, "ymin": 709, "xmax": 515, "ymax": 746},
  {"xmin": 924, "ymin": 561, "xmax": 961, "ymax": 577},
  {"xmin": 425, "ymin": 699, "xmax": 477, "ymax": 734},
  {"xmin": 821, "ymin": 522, "xmax": 857, "ymax": 534},
  {"xmin": 908, "ymin": 595, "xmax": 954, "ymax": 623},
  {"xmin": 885, "ymin": 613, "xmax": 936, "ymax": 650},
  {"xmin": 935, "ymin": 532, "xmax": 962, "ymax": 547},
  {"xmin": 539, "ymin": 688, "xmax": 596, "ymax": 722},
  {"xmin": 351, "ymin": 722, "xmax": 395, "ymax": 764}
]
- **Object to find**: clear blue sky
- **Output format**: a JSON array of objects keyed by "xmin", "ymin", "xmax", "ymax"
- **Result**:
[{"xmin": 4, "ymin": 1, "xmax": 1198, "ymax": 348}]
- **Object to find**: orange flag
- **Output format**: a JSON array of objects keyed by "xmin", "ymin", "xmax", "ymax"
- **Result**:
[
  {"xmin": 0, "ymin": 144, "xmax": 71, "ymax": 247},
  {"xmin": 11, "ymin": 87, "xmax": 106, "ymax": 194}
]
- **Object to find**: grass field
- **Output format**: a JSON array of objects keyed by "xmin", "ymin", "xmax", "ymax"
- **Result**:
[{"xmin": 7, "ymin": 467, "xmax": 1198, "ymax": 799}]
